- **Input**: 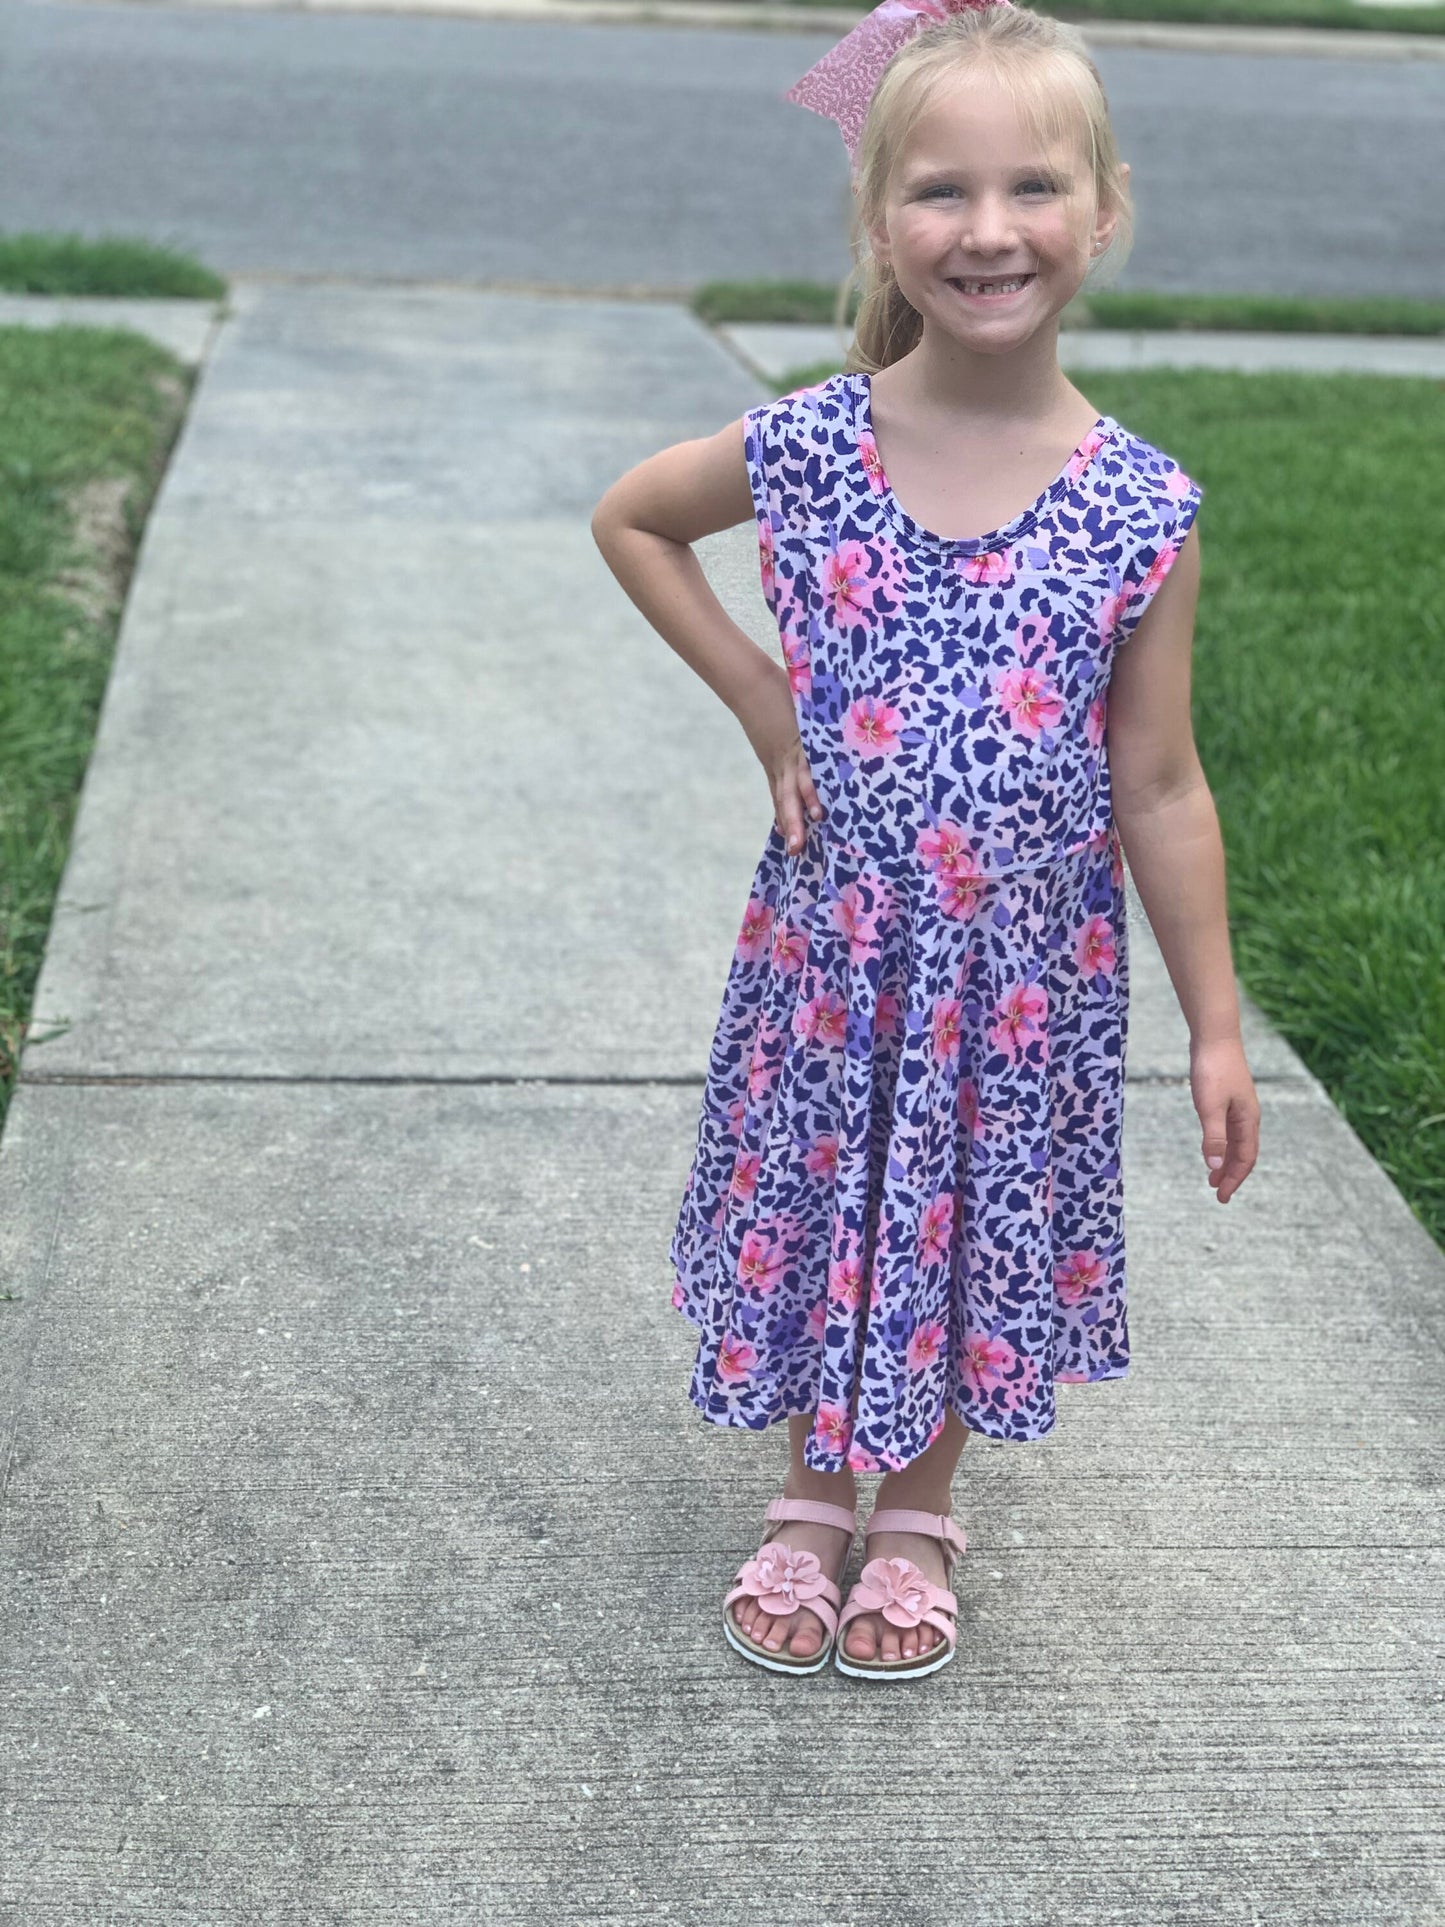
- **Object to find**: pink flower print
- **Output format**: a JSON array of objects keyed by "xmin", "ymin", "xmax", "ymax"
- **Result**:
[
  {"xmin": 1137, "ymin": 541, "xmax": 1181, "ymax": 604},
  {"xmin": 781, "ymin": 627, "xmax": 811, "ymax": 699},
  {"xmin": 1110, "ymin": 827, "xmax": 1125, "ymax": 887},
  {"xmin": 1067, "ymin": 424, "xmax": 1110, "ymax": 480},
  {"xmin": 821, "ymin": 541, "xmax": 876, "ymax": 624},
  {"xmin": 730, "ymin": 1150, "xmax": 760, "ymax": 1201},
  {"xmin": 738, "ymin": 1228, "xmax": 785, "ymax": 1295},
  {"xmin": 1055, "ymin": 1249, "xmax": 1106, "ymax": 1306},
  {"xmin": 957, "ymin": 547, "xmax": 1012, "ymax": 587},
  {"xmin": 1164, "ymin": 465, "xmax": 1195, "ymax": 500},
  {"xmin": 994, "ymin": 663, "xmax": 1064, "ymax": 737},
  {"xmin": 1085, "ymin": 693, "xmax": 1106, "ymax": 749},
  {"xmin": 736, "ymin": 897, "xmax": 774, "ymax": 961},
  {"xmin": 813, "ymin": 1404, "xmax": 853, "ymax": 1455},
  {"xmin": 736, "ymin": 1541, "xmax": 830, "ymax": 1617},
  {"xmin": 990, "ymin": 980, "xmax": 1048, "ymax": 1060},
  {"xmin": 671, "ymin": 1276, "xmax": 686, "ymax": 1311},
  {"xmin": 804, "ymin": 1135, "xmax": 840, "ymax": 1181},
  {"xmin": 941, "ymin": 872, "xmax": 987, "ymax": 921},
  {"xmin": 827, "ymin": 1247, "xmax": 864, "ymax": 1309},
  {"xmin": 917, "ymin": 1192, "xmax": 954, "ymax": 1268},
  {"xmin": 961, "ymin": 1328, "xmax": 1018, "ymax": 1393},
  {"xmin": 771, "ymin": 920, "xmax": 807, "ymax": 976},
  {"xmin": 847, "ymin": 1443, "xmax": 882, "ymax": 1473},
  {"xmin": 1075, "ymin": 913, "xmax": 1116, "ymax": 977},
  {"xmin": 931, "ymin": 997, "xmax": 963, "ymax": 1064},
  {"xmin": 1097, "ymin": 585, "xmax": 1131, "ymax": 649},
  {"xmin": 876, "ymin": 989, "xmax": 902, "ymax": 1036},
  {"xmin": 958, "ymin": 1076, "xmax": 983, "ymax": 1138},
  {"xmin": 806, "ymin": 1298, "xmax": 828, "ymax": 1343},
  {"xmin": 795, "ymin": 991, "xmax": 848, "ymax": 1048},
  {"xmin": 841, "ymin": 694, "xmax": 904, "ymax": 760},
  {"xmin": 757, "ymin": 518, "xmax": 776, "ymax": 599},
  {"xmin": 717, "ymin": 1332, "xmax": 758, "ymax": 1384},
  {"xmin": 917, "ymin": 820, "xmax": 983, "ymax": 881},
  {"xmin": 906, "ymin": 1317, "xmax": 947, "ymax": 1374},
  {"xmin": 857, "ymin": 431, "xmax": 887, "ymax": 495},
  {"xmin": 830, "ymin": 877, "xmax": 888, "ymax": 959}
]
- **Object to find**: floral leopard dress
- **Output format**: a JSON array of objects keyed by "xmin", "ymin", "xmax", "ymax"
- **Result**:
[{"xmin": 669, "ymin": 369, "xmax": 1203, "ymax": 1475}]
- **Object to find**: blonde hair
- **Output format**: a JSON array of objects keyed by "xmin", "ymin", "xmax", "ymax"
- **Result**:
[{"xmin": 838, "ymin": 4, "xmax": 1135, "ymax": 372}]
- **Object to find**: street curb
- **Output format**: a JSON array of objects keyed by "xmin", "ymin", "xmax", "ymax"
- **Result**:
[{"xmin": 80, "ymin": 0, "xmax": 1445, "ymax": 58}]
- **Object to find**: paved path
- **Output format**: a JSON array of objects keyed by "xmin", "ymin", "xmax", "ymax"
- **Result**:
[
  {"xmin": 721, "ymin": 319, "xmax": 1445, "ymax": 383},
  {"xmin": 1, "ymin": 285, "xmax": 1442, "ymax": 1924}
]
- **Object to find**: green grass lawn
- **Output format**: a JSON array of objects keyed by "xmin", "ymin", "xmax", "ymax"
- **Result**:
[
  {"xmin": 0, "ymin": 324, "xmax": 192, "ymax": 1122},
  {"xmin": 694, "ymin": 280, "xmax": 1445, "ymax": 334},
  {"xmin": 0, "ymin": 231, "xmax": 227, "ymax": 299},
  {"xmin": 773, "ymin": 360, "xmax": 1445, "ymax": 1246}
]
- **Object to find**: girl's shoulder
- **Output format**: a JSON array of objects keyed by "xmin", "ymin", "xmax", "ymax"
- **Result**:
[
  {"xmin": 745, "ymin": 368, "xmax": 857, "ymax": 438},
  {"xmin": 1096, "ymin": 420, "xmax": 1203, "ymax": 512}
]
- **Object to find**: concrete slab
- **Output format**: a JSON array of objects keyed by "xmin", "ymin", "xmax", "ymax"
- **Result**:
[
  {"xmin": 719, "ymin": 320, "xmax": 1445, "ymax": 385},
  {"xmin": 22, "ymin": 285, "xmax": 778, "ymax": 1081},
  {"xmin": 1, "ymin": 1076, "xmax": 1441, "ymax": 1923},
  {"xmin": 0, "ymin": 292, "xmax": 223, "ymax": 366}
]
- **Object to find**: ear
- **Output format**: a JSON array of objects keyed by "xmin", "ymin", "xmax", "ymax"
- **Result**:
[
  {"xmin": 1091, "ymin": 169, "xmax": 1127, "ymax": 255},
  {"xmin": 864, "ymin": 207, "xmax": 894, "ymax": 269}
]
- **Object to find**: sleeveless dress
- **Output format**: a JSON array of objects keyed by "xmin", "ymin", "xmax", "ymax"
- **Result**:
[{"xmin": 670, "ymin": 370, "xmax": 1204, "ymax": 1474}]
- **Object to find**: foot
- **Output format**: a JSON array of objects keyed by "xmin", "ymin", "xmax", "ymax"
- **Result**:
[
  {"xmin": 841, "ymin": 1514, "xmax": 952, "ymax": 1666},
  {"xmin": 730, "ymin": 1473, "xmax": 856, "ymax": 1663}
]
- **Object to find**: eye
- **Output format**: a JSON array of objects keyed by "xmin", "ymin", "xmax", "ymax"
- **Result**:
[
  {"xmin": 1020, "ymin": 178, "xmax": 1057, "ymax": 194},
  {"xmin": 920, "ymin": 184, "xmax": 959, "ymax": 200}
]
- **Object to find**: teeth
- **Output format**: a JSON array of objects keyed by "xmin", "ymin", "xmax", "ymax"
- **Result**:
[{"xmin": 957, "ymin": 276, "xmax": 1031, "ymax": 294}]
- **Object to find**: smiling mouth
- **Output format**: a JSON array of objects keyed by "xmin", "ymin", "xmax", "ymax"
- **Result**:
[{"xmin": 947, "ymin": 273, "xmax": 1036, "ymax": 298}]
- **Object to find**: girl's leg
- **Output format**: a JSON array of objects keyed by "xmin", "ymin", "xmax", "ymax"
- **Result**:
[
  {"xmin": 841, "ymin": 1407, "xmax": 973, "ymax": 1665},
  {"xmin": 730, "ymin": 1416, "xmax": 857, "ymax": 1660}
]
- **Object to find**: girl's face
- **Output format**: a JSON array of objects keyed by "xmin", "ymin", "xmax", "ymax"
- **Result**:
[{"xmin": 866, "ymin": 69, "xmax": 1124, "ymax": 353}]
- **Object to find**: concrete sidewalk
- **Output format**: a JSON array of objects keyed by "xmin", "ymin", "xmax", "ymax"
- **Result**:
[
  {"xmin": 720, "ymin": 318, "xmax": 1445, "ymax": 383},
  {"xmin": 1, "ymin": 284, "xmax": 1442, "ymax": 1924}
]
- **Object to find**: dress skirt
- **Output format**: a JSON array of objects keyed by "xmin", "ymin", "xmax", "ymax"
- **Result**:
[{"xmin": 669, "ymin": 818, "xmax": 1133, "ymax": 1474}]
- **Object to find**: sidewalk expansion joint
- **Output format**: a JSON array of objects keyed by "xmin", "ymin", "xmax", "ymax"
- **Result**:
[{"xmin": 16, "ymin": 1068, "xmax": 1312, "ymax": 1088}]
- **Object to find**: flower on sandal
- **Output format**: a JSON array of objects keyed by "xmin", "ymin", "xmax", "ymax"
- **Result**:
[
  {"xmin": 853, "ymin": 1556, "xmax": 932, "ymax": 1628},
  {"xmin": 735, "ymin": 1543, "xmax": 829, "ymax": 1617}
]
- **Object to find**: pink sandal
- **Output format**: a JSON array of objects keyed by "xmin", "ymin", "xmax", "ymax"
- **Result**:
[
  {"xmin": 722, "ymin": 1496, "xmax": 858, "ymax": 1675},
  {"xmin": 834, "ymin": 1506, "xmax": 966, "ymax": 1680}
]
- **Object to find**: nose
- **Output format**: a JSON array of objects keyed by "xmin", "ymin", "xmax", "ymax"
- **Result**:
[{"xmin": 960, "ymin": 190, "xmax": 1021, "ymax": 256}]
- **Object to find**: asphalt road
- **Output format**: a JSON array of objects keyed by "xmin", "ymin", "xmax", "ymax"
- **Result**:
[{"xmin": 2, "ymin": 2, "xmax": 1442, "ymax": 294}]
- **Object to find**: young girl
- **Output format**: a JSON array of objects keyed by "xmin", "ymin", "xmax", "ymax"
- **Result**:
[{"xmin": 592, "ymin": 0, "xmax": 1259, "ymax": 1682}]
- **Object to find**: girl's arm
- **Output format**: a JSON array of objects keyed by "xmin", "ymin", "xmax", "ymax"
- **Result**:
[
  {"xmin": 1106, "ymin": 524, "xmax": 1261, "ymax": 1204},
  {"xmin": 590, "ymin": 417, "xmax": 824, "ymax": 855}
]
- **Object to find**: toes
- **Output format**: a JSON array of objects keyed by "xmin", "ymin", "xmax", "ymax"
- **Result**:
[
  {"xmin": 846, "ymin": 1614, "xmax": 878, "ymax": 1660},
  {"xmin": 733, "ymin": 1599, "xmax": 756, "ymax": 1639},
  {"xmin": 759, "ymin": 1612, "xmax": 788, "ymax": 1652},
  {"xmin": 789, "ymin": 1611, "xmax": 822, "ymax": 1659},
  {"xmin": 901, "ymin": 1627, "xmax": 918, "ymax": 1660},
  {"xmin": 880, "ymin": 1625, "xmax": 903, "ymax": 1663}
]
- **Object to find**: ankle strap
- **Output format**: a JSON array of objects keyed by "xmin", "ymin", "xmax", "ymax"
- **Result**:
[
  {"xmin": 866, "ymin": 1507, "xmax": 967, "ymax": 1562},
  {"xmin": 765, "ymin": 1496, "xmax": 857, "ymax": 1535}
]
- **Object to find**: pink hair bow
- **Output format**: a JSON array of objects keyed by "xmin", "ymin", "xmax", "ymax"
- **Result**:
[{"xmin": 785, "ymin": 0, "xmax": 1014, "ymax": 165}]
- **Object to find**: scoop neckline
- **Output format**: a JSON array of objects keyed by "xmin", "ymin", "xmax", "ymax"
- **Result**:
[{"xmin": 850, "ymin": 370, "xmax": 1116, "ymax": 554}]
